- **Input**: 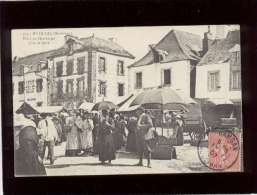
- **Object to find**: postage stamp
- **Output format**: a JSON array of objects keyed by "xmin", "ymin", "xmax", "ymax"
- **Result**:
[{"xmin": 198, "ymin": 130, "xmax": 241, "ymax": 171}]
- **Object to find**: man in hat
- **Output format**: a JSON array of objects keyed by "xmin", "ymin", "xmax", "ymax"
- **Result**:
[
  {"xmin": 38, "ymin": 113, "xmax": 58, "ymax": 164},
  {"xmin": 135, "ymin": 106, "xmax": 154, "ymax": 168}
]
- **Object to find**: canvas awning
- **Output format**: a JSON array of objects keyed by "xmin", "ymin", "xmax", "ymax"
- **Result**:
[
  {"xmin": 117, "ymin": 94, "xmax": 140, "ymax": 112},
  {"xmin": 79, "ymin": 102, "xmax": 95, "ymax": 111},
  {"xmin": 207, "ymin": 98, "xmax": 233, "ymax": 105},
  {"xmin": 16, "ymin": 102, "xmax": 39, "ymax": 115}
]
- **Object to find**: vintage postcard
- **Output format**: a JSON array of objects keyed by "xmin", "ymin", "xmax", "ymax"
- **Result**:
[{"xmin": 12, "ymin": 25, "xmax": 243, "ymax": 176}]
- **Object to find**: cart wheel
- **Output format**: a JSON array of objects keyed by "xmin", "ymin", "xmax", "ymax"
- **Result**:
[{"xmin": 190, "ymin": 121, "xmax": 206, "ymax": 145}]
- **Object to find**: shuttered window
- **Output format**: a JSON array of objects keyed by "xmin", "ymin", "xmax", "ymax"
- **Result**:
[
  {"xmin": 66, "ymin": 79, "xmax": 74, "ymax": 97},
  {"xmin": 163, "ymin": 69, "xmax": 171, "ymax": 85},
  {"xmin": 57, "ymin": 80, "xmax": 63, "ymax": 98},
  {"xmin": 231, "ymin": 71, "xmax": 241, "ymax": 90},
  {"xmin": 67, "ymin": 60, "xmax": 74, "ymax": 76},
  {"xmin": 118, "ymin": 83, "xmax": 124, "ymax": 96},
  {"xmin": 117, "ymin": 60, "xmax": 124, "ymax": 75},
  {"xmin": 56, "ymin": 61, "xmax": 63, "ymax": 77},
  {"xmin": 99, "ymin": 81, "xmax": 107, "ymax": 97},
  {"xmin": 36, "ymin": 79, "xmax": 43, "ymax": 93},
  {"xmin": 99, "ymin": 57, "xmax": 106, "ymax": 73},
  {"xmin": 135, "ymin": 72, "xmax": 142, "ymax": 89},
  {"xmin": 18, "ymin": 81, "xmax": 24, "ymax": 94},
  {"xmin": 77, "ymin": 57, "xmax": 85, "ymax": 74},
  {"xmin": 208, "ymin": 71, "xmax": 220, "ymax": 91}
]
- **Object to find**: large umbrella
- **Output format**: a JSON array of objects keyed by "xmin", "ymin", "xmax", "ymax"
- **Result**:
[
  {"xmin": 130, "ymin": 88, "xmax": 192, "ymax": 109},
  {"xmin": 92, "ymin": 101, "xmax": 117, "ymax": 111},
  {"xmin": 16, "ymin": 102, "xmax": 39, "ymax": 115},
  {"xmin": 130, "ymin": 88, "xmax": 193, "ymax": 135},
  {"xmin": 79, "ymin": 101, "xmax": 95, "ymax": 111}
]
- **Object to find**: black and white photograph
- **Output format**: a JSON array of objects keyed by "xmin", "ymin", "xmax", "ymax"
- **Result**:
[{"xmin": 12, "ymin": 25, "xmax": 243, "ymax": 177}]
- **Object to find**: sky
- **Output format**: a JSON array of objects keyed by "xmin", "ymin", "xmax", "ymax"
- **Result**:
[{"xmin": 12, "ymin": 25, "xmax": 211, "ymax": 61}]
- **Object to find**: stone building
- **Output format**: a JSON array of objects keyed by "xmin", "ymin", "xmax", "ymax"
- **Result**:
[
  {"xmin": 128, "ymin": 29, "xmax": 202, "ymax": 98},
  {"xmin": 195, "ymin": 29, "xmax": 241, "ymax": 125},
  {"xmin": 12, "ymin": 50, "xmax": 55, "ymax": 109},
  {"xmin": 48, "ymin": 35, "xmax": 135, "ymax": 107}
]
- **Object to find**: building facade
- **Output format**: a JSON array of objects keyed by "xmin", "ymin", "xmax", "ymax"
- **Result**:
[
  {"xmin": 49, "ymin": 35, "xmax": 135, "ymax": 107},
  {"xmin": 128, "ymin": 30, "xmax": 202, "ymax": 98},
  {"xmin": 195, "ymin": 30, "xmax": 241, "ymax": 103},
  {"xmin": 195, "ymin": 29, "xmax": 242, "ymax": 125},
  {"xmin": 12, "ymin": 51, "xmax": 54, "ymax": 109}
]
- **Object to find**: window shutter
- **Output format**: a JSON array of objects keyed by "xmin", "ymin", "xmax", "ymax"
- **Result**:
[
  {"xmin": 216, "ymin": 72, "xmax": 220, "ymax": 89},
  {"xmin": 207, "ymin": 73, "xmax": 210, "ymax": 91}
]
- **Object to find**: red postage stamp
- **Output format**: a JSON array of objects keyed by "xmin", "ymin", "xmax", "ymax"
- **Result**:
[{"xmin": 208, "ymin": 131, "xmax": 241, "ymax": 171}]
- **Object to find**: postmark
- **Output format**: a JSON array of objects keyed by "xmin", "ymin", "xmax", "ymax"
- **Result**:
[{"xmin": 197, "ymin": 130, "xmax": 240, "ymax": 171}]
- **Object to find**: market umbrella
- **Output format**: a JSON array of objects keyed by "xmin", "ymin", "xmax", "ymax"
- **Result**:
[
  {"xmin": 130, "ymin": 88, "xmax": 192, "ymax": 135},
  {"xmin": 79, "ymin": 101, "xmax": 95, "ymax": 111},
  {"xmin": 16, "ymin": 102, "xmax": 39, "ymax": 115},
  {"xmin": 130, "ymin": 88, "xmax": 191, "ymax": 108},
  {"xmin": 92, "ymin": 101, "xmax": 117, "ymax": 111}
]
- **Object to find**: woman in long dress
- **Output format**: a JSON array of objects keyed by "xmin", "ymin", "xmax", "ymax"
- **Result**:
[
  {"xmin": 126, "ymin": 116, "xmax": 138, "ymax": 152},
  {"xmin": 65, "ymin": 112, "xmax": 81, "ymax": 156},
  {"xmin": 79, "ymin": 112, "xmax": 94, "ymax": 156},
  {"xmin": 98, "ymin": 109, "xmax": 116, "ymax": 164}
]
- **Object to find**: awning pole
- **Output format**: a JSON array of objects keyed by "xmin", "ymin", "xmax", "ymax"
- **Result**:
[{"xmin": 162, "ymin": 104, "xmax": 163, "ymax": 136}]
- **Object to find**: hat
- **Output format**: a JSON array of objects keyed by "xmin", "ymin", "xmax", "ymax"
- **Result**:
[
  {"xmin": 137, "ymin": 106, "xmax": 144, "ymax": 112},
  {"xmin": 40, "ymin": 113, "xmax": 47, "ymax": 118}
]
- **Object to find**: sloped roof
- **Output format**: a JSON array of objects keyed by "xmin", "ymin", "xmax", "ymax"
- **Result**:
[
  {"xmin": 50, "ymin": 36, "xmax": 135, "ymax": 59},
  {"xmin": 197, "ymin": 30, "xmax": 240, "ymax": 66},
  {"xmin": 12, "ymin": 50, "xmax": 56, "ymax": 76},
  {"xmin": 128, "ymin": 29, "xmax": 202, "ymax": 68}
]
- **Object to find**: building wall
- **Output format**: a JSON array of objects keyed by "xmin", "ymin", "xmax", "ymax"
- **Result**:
[
  {"xmin": 128, "ymin": 60, "xmax": 191, "ymax": 97},
  {"xmin": 13, "ymin": 69, "xmax": 48, "ymax": 108},
  {"xmin": 195, "ymin": 62, "xmax": 242, "ymax": 100},
  {"xmin": 51, "ymin": 51, "xmax": 89, "ymax": 105},
  {"xmin": 50, "ymin": 50, "xmax": 134, "ymax": 105},
  {"xmin": 94, "ymin": 51, "xmax": 134, "ymax": 103}
]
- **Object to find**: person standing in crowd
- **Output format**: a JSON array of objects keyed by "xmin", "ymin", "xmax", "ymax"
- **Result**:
[
  {"xmin": 111, "ymin": 110, "xmax": 123, "ymax": 150},
  {"xmin": 65, "ymin": 111, "xmax": 81, "ymax": 156},
  {"xmin": 98, "ymin": 109, "xmax": 116, "ymax": 164},
  {"xmin": 79, "ymin": 111, "xmax": 94, "ymax": 156},
  {"xmin": 126, "ymin": 114, "xmax": 138, "ymax": 152},
  {"xmin": 52, "ymin": 114, "xmax": 63, "ymax": 145},
  {"xmin": 135, "ymin": 107, "xmax": 154, "ymax": 168},
  {"xmin": 15, "ymin": 126, "xmax": 46, "ymax": 176},
  {"xmin": 92, "ymin": 112, "xmax": 99, "ymax": 154},
  {"xmin": 38, "ymin": 113, "xmax": 58, "ymax": 165}
]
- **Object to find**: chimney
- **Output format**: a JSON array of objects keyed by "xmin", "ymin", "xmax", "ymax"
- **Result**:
[
  {"xmin": 215, "ymin": 25, "xmax": 226, "ymax": 39},
  {"xmin": 202, "ymin": 26, "xmax": 214, "ymax": 56}
]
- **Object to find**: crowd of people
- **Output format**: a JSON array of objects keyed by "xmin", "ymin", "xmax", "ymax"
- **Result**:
[{"xmin": 14, "ymin": 106, "xmax": 159, "ymax": 176}]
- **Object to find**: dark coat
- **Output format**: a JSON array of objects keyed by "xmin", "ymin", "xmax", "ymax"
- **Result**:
[
  {"xmin": 98, "ymin": 117, "xmax": 116, "ymax": 162},
  {"xmin": 15, "ymin": 126, "xmax": 46, "ymax": 176}
]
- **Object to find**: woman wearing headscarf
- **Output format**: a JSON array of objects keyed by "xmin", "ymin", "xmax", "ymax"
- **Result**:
[
  {"xmin": 15, "ymin": 126, "xmax": 46, "ymax": 176},
  {"xmin": 112, "ymin": 114, "xmax": 127, "ymax": 150},
  {"xmin": 79, "ymin": 111, "xmax": 94, "ymax": 156},
  {"xmin": 98, "ymin": 109, "xmax": 116, "ymax": 164}
]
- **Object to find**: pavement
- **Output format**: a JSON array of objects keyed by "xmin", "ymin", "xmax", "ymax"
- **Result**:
[{"xmin": 44, "ymin": 131, "xmax": 211, "ymax": 176}]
